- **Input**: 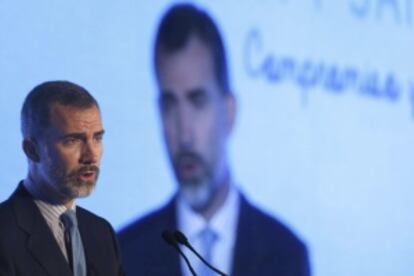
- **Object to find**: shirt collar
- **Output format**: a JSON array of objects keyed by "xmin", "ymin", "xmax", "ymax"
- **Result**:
[{"xmin": 177, "ymin": 183, "xmax": 240, "ymax": 242}]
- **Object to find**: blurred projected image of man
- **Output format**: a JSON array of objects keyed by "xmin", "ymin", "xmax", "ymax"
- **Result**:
[
  {"xmin": 0, "ymin": 81, "xmax": 124, "ymax": 276},
  {"xmin": 118, "ymin": 3, "xmax": 310, "ymax": 276}
]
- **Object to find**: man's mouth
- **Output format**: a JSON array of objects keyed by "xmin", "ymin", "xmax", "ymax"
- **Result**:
[
  {"xmin": 175, "ymin": 153, "xmax": 204, "ymax": 182},
  {"xmin": 75, "ymin": 165, "xmax": 99, "ymax": 181},
  {"xmin": 78, "ymin": 171, "xmax": 96, "ymax": 181},
  {"xmin": 179, "ymin": 162, "xmax": 197, "ymax": 177}
]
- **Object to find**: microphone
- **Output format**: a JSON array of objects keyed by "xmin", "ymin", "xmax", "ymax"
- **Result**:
[
  {"xmin": 174, "ymin": 230, "xmax": 228, "ymax": 276},
  {"xmin": 161, "ymin": 230, "xmax": 196, "ymax": 276}
]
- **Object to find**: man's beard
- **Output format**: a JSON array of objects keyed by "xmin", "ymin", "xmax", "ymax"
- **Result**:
[
  {"xmin": 50, "ymin": 165, "xmax": 100, "ymax": 199},
  {"xmin": 174, "ymin": 152, "xmax": 214, "ymax": 211},
  {"xmin": 180, "ymin": 178, "xmax": 213, "ymax": 211}
]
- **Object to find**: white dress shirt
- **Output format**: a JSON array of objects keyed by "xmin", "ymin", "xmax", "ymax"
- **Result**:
[{"xmin": 177, "ymin": 184, "xmax": 240, "ymax": 276}]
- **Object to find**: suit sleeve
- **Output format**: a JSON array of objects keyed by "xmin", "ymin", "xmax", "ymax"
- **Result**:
[
  {"xmin": 286, "ymin": 241, "xmax": 311, "ymax": 276},
  {"xmin": 298, "ymin": 243, "xmax": 311, "ymax": 276},
  {"xmin": 0, "ymin": 238, "xmax": 15, "ymax": 276}
]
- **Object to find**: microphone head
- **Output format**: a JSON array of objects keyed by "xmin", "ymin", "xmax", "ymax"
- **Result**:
[
  {"xmin": 161, "ymin": 230, "xmax": 176, "ymax": 245},
  {"xmin": 173, "ymin": 230, "xmax": 189, "ymax": 245}
]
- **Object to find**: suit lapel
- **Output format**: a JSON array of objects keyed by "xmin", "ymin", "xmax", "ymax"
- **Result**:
[
  {"xmin": 11, "ymin": 184, "xmax": 72, "ymax": 276},
  {"xmin": 166, "ymin": 197, "xmax": 182, "ymax": 276},
  {"xmin": 76, "ymin": 207, "xmax": 101, "ymax": 276},
  {"xmin": 145, "ymin": 197, "xmax": 181, "ymax": 276},
  {"xmin": 231, "ymin": 195, "xmax": 266, "ymax": 276}
]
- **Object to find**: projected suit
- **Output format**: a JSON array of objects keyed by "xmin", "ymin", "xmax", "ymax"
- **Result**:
[
  {"xmin": 119, "ymin": 194, "xmax": 309, "ymax": 276},
  {"xmin": 118, "ymin": 3, "xmax": 310, "ymax": 275}
]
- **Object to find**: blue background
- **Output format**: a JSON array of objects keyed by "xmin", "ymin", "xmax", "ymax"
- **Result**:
[{"xmin": 1, "ymin": 1, "xmax": 413, "ymax": 275}]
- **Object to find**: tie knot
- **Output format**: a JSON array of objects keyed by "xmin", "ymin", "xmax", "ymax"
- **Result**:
[
  {"xmin": 60, "ymin": 209, "xmax": 78, "ymax": 229},
  {"xmin": 199, "ymin": 226, "xmax": 217, "ymax": 245}
]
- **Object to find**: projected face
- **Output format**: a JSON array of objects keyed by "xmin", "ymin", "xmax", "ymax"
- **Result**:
[
  {"xmin": 156, "ymin": 36, "xmax": 234, "ymax": 211},
  {"xmin": 34, "ymin": 104, "xmax": 104, "ymax": 205}
]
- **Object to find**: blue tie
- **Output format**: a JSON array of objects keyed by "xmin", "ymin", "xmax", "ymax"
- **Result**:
[
  {"xmin": 61, "ymin": 209, "xmax": 87, "ymax": 276},
  {"xmin": 199, "ymin": 226, "xmax": 218, "ymax": 276}
]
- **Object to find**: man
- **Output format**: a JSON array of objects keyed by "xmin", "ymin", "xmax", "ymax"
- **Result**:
[
  {"xmin": 0, "ymin": 81, "xmax": 124, "ymax": 276},
  {"xmin": 118, "ymin": 3, "xmax": 310, "ymax": 276}
]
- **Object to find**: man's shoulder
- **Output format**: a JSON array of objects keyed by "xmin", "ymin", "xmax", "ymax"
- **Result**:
[
  {"xmin": 117, "ymin": 198, "xmax": 180, "ymax": 276},
  {"xmin": 117, "ymin": 198, "xmax": 175, "ymax": 245},
  {"xmin": 0, "ymin": 193, "xmax": 30, "ymax": 255},
  {"xmin": 0, "ymin": 199, "xmax": 16, "ymax": 233},
  {"xmin": 0, "ymin": 196, "xmax": 13, "ymax": 213},
  {"xmin": 76, "ymin": 206, "xmax": 113, "ymax": 231},
  {"xmin": 233, "ymin": 196, "xmax": 310, "ymax": 275},
  {"xmin": 0, "ymin": 184, "xmax": 22, "ymax": 213},
  {"xmin": 0, "ymin": 186, "xmax": 28, "ymax": 234},
  {"xmin": 239, "ymin": 196, "xmax": 307, "ymax": 252}
]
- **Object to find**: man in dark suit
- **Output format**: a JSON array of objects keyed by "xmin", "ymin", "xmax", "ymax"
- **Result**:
[
  {"xmin": 0, "ymin": 81, "xmax": 124, "ymax": 276},
  {"xmin": 118, "ymin": 3, "xmax": 310, "ymax": 276}
]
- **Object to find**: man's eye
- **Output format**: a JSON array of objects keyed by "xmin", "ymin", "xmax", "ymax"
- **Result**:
[
  {"xmin": 160, "ymin": 98, "xmax": 175, "ymax": 113},
  {"xmin": 63, "ymin": 137, "xmax": 79, "ymax": 145},
  {"xmin": 95, "ymin": 135, "xmax": 103, "ymax": 142},
  {"xmin": 191, "ymin": 93, "xmax": 207, "ymax": 108}
]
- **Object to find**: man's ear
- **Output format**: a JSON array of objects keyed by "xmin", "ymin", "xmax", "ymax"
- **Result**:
[
  {"xmin": 23, "ymin": 138, "xmax": 40, "ymax": 162},
  {"xmin": 225, "ymin": 93, "xmax": 237, "ymax": 135}
]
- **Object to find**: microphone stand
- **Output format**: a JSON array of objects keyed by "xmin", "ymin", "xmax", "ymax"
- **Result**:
[
  {"xmin": 174, "ymin": 230, "xmax": 228, "ymax": 276},
  {"xmin": 162, "ymin": 231, "xmax": 197, "ymax": 276}
]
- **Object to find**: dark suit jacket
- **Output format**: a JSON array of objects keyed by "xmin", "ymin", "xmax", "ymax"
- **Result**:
[
  {"xmin": 0, "ymin": 183, "xmax": 124, "ymax": 276},
  {"xmin": 118, "ymin": 194, "xmax": 310, "ymax": 276}
]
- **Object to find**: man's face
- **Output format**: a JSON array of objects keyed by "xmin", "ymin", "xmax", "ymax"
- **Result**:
[
  {"xmin": 35, "ymin": 104, "xmax": 104, "ymax": 201},
  {"xmin": 156, "ymin": 36, "xmax": 234, "ymax": 210}
]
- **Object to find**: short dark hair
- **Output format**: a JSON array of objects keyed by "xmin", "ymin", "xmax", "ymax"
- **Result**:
[
  {"xmin": 154, "ymin": 3, "xmax": 230, "ymax": 94},
  {"xmin": 21, "ymin": 80, "xmax": 99, "ymax": 138}
]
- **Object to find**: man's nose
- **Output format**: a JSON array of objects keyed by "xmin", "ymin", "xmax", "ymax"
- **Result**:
[
  {"xmin": 80, "ymin": 140, "xmax": 100, "ymax": 165},
  {"xmin": 177, "ymin": 105, "xmax": 193, "ymax": 148}
]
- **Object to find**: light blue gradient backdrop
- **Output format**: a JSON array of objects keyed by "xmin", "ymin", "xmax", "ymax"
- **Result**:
[{"xmin": 1, "ymin": 1, "xmax": 413, "ymax": 275}]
